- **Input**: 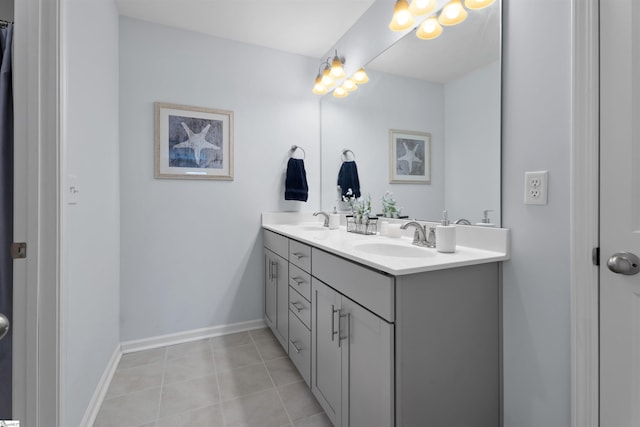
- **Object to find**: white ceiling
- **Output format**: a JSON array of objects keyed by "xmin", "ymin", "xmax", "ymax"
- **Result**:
[{"xmin": 115, "ymin": 0, "xmax": 376, "ymax": 58}]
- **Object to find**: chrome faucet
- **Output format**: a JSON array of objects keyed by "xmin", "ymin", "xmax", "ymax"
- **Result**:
[
  {"xmin": 401, "ymin": 221, "xmax": 430, "ymax": 247},
  {"xmin": 454, "ymin": 218, "xmax": 471, "ymax": 225},
  {"xmin": 313, "ymin": 211, "xmax": 330, "ymax": 227}
]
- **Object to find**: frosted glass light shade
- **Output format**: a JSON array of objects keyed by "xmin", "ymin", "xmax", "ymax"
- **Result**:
[
  {"xmin": 409, "ymin": 0, "xmax": 436, "ymax": 16},
  {"xmin": 416, "ymin": 16, "xmax": 443, "ymax": 40},
  {"xmin": 330, "ymin": 55, "xmax": 346, "ymax": 79},
  {"xmin": 464, "ymin": 0, "xmax": 495, "ymax": 9},
  {"xmin": 333, "ymin": 86, "xmax": 349, "ymax": 98},
  {"xmin": 389, "ymin": 0, "xmax": 414, "ymax": 31},
  {"xmin": 343, "ymin": 78, "xmax": 358, "ymax": 92},
  {"xmin": 321, "ymin": 66, "xmax": 335, "ymax": 87},
  {"xmin": 352, "ymin": 68, "xmax": 369, "ymax": 84},
  {"xmin": 439, "ymin": 0, "xmax": 468, "ymax": 26},
  {"xmin": 312, "ymin": 75, "xmax": 328, "ymax": 95}
]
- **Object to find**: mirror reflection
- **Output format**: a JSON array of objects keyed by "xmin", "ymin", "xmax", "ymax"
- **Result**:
[{"xmin": 320, "ymin": 2, "xmax": 501, "ymax": 225}]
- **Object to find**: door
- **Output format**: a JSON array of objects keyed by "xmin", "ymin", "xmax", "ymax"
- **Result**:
[
  {"xmin": 264, "ymin": 250, "xmax": 277, "ymax": 330},
  {"xmin": 311, "ymin": 278, "xmax": 342, "ymax": 426},
  {"xmin": 600, "ymin": 0, "xmax": 640, "ymax": 424}
]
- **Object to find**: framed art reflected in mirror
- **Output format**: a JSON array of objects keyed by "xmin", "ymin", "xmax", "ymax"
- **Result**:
[{"xmin": 389, "ymin": 129, "xmax": 431, "ymax": 184}]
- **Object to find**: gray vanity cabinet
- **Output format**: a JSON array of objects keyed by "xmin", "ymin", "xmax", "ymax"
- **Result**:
[
  {"xmin": 264, "ymin": 231, "xmax": 290, "ymax": 350},
  {"xmin": 311, "ymin": 251, "xmax": 395, "ymax": 427}
]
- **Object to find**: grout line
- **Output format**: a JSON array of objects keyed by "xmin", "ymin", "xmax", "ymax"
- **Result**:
[
  {"xmin": 211, "ymin": 337, "xmax": 227, "ymax": 426},
  {"xmin": 153, "ymin": 347, "xmax": 168, "ymax": 425}
]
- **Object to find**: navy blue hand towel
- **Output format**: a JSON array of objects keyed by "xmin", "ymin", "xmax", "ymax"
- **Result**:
[
  {"xmin": 285, "ymin": 158, "xmax": 308, "ymax": 202},
  {"xmin": 337, "ymin": 161, "xmax": 361, "ymax": 199}
]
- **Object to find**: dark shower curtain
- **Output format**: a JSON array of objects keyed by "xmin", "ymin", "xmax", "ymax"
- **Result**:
[{"xmin": 0, "ymin": 22, "xmax": 14, "ymax": 420}]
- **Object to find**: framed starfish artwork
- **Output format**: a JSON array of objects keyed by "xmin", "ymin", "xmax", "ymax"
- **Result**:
[
  {"xmin": 389, "ymin": 129, "xmax": 431, "ymax": 184},
  {"xmin": 155, "ymin": 102, "xmax": 234, "ymax": 180}
]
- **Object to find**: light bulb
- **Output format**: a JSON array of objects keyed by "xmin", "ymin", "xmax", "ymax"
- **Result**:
[
  {"xmin": 464, "ymin": 0, "xmax": 495, "ymax": 10},
  {"xmin": 333, "ymin": 86, "xmax": 349, "ymax": 98},
  {"xmin": 416, "ymin": 16, "xmax": 443, "ymax": 40},
  {"xmin": 330, "ymin": 54, "xmax": 346, "ymax": 79},
  {"xmin": 321, "ymin": 66, "xmax": 335, "ymax": 87},
  {"xmin": 312, "ymin": 75, "xmax": 327, "ymax": 95},
  {"xmin": 439, "ymin": 0, "xmax": 468, "ymax": 26},
  {"xmin": 389, "ymin": 0, "xmax": 414, "ymax": 32},
  {"xmin": 352, "ymin": 68, "xmax": 369, "ymax": 84},
  {"xmin": 343, "ymin": 78, "xmax": 358, "ymax": 92},
  {"xmin": 409, "ymin": 0, "xmax": 436, "ymax": 16}
]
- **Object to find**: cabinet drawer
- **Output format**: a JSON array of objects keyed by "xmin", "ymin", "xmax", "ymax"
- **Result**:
[
  {"xmin": 288, "ymin": 311, "xmax": 311, "ymax": 387},
  {"xmin": 264, "ymin": 229, "xmax": 289, "ymax": 259},
  {"xmin": 312, "ymin": 248, "xmax": 395, "ymax": 322},
  {"xmin": 289, "ymin": 287, "xmax": 311, "ymax": 329},
  {"xmin": 289, "ymin": 264, "xmax": 311, "ymax": 301},
  {"xmin": 289, "ymin": 240, "xmax": 311, "ymax": 273}
]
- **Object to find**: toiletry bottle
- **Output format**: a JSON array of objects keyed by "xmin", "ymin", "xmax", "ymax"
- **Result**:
[
  {"xmin": 329, "ymin": 206, "xmax": 340, "ymax": 230},
  {"xmin": 475, "ymin": 209, "xmax": 495, "ymax": 227},
  {"xmin": 436, "ymin": 210, "xmax": 456, "ymax": 253}
]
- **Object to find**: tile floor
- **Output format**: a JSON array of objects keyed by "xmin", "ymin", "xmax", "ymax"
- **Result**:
[{"xmin": 93, "ymin": 328, "xmax": 331, "ymax": 427}]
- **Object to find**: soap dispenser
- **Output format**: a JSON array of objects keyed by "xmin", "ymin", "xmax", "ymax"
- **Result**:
[
  {"xmin": 476, "ymin": 210, "xmax": 496, "ymax": 227},
  {"xmin": 436, "ymin": 210, "xmax": 456, "ymax": 253},
  {"xmin": 329, "ymin": 206, "xmax": 340, "ymax": 230}
]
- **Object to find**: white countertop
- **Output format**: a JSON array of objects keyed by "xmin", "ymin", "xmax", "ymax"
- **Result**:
[{"xmin": 262, "ymin": 212, "xmax": 510, "ymax": 276}]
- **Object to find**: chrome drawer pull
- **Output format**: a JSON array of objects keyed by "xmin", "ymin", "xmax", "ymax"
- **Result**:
[
  {"xmin": 291, "ymin": 277, "xmax": 304, "ymax": 285},
  {"xmin": 291, "ymin": 301, "xmax": 304, "ymax": 313},
  {"xmin": 290, "ymin": 340, "xmax": 303, "ymax": 354},
  {"xmin": 331, "ymin": 304, "xmax": 339, "ymax": 341},
  {"xmin": 292, "ymin": 252, "xmax": 306, "ymax": 260}
]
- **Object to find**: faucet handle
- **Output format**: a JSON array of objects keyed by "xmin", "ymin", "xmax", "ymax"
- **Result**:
[{"xmin": 426, "ymin": 226, "xmax": 436, "ymax": 248}]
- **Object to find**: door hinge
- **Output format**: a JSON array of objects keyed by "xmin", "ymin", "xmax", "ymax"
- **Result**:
[
  {"xmin": 11, "ymin": 242, "xmax": 27, "ymax": 259},
  {"xmin": 592, "ymin": 247, "xmax": 600, "ymax": 266}
]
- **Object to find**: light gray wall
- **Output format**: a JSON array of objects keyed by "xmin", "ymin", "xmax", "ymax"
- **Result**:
[
  {"xmin": 62, "ymin": 0, "xmax": 121, "ymax": 425},
  {"xmin": 502, "ymin": 1, "xmax": 571, "ymax": 426},
  {"xmin": 0, "ymin": 0, "xmax": 13, "ymax": 22},
  {"xmin": 320, "ymin": 70, "xmax": 445, "ymax": 219},
  {"xmin": 445, "ymin": 61, "xmax": 501, "ymax": 225},
  {"xmin": 119, "ymin": 17, "xmax": 320, "ymax": 341}
]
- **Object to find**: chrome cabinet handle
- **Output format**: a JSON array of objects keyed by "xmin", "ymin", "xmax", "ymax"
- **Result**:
[
  {"xmin": 291, "ymin": 301, "xmax": 304, "ymax": 313},
  {"xmin": 607, "ymin": 252, "xmax": 640, "ymax": 275},
  {"xmin": 292, "ymin": 252, "xmax": 305, "ymax": 260},
  {"xmin": 331, "ymin": 304, "xmax": 339, "ymax": 342},
  {"xmin": 268, "ymin": 259, "xmax": 272, "ymax": 280},
  {"xmin": 290, "ymin": 340, "xmax": 303, "ymax": 354},
  {"xmin": 291, "ymin": 277, "xmax": 304, "ymax": 285},
  {"xmin": 338, "ymin": 312, "xmax": 349, "ymax": 348},
  {"xmin": 0, "ymin": 314, "xmax": 8, "ymax": 340}
]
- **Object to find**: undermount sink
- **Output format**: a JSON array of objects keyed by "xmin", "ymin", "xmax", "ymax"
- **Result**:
[
  {"xmin": 295, "ymin": 224, "xmax": 328, "ymax": 231},
  {"xmin": 352, "ymin": 241, "xmax": 436, "ymax": 258}
]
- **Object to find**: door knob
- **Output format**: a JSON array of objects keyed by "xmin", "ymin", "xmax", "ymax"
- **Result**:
[
  {"xmin": 607, "ymin": 252, "xmax": 640, "ymax": 275},
  {"xmin": 0, "ymin": 313, "xmax": 9, "ymax": 340}
]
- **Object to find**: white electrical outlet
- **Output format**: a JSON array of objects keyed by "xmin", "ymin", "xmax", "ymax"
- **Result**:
[{"xmin": 524, "ymin": 170, "xmax": 548, "ymax": 205}]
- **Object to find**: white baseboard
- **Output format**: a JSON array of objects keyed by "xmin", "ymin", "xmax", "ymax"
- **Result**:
[
  {"xmin": 80, "ymin": 344, "xmax": 122, "ymax": 427},
  {"xmin": 120, "ymin": 318, "xmax": 266, "ymax": 354}
]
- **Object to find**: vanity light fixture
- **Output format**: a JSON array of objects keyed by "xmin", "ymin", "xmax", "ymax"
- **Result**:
[
  {"xmin": 330, "ymin": 50, "xmax": 346, "ymax": 79},
  {"xmin": 389, "ymin": 0, "xmax": 415, "ymax": 31},
  {"xmin": 416, "ymin": 15, "xmax": 443, "ymax": 40},
  {"xmin": 312, "ymin": 53, "xmax": 368, "ymax": 97},
  {"xmin": 342, "ymin": 78, "xmax": 358, "ymax": 92},
  {"xmin": 321, "ymin": 64, "xmax": 335, "ymax": 87},
  {"xmin": 438, "ymin": 0, "xmax": 468, "ymax": 26},
  {"xmin": 409, "ymin": 0, "xmax": 437, "ymax": 16},
  {"xmin": 333, "ymin": 86, "xmax": 349, "ymax": 98},
  {"xmin": 464, "ymin": 0, "xmax": 495, "ymax": 9},
  {"xmin": 312, "ymin": 75, "xmax": 328, "ymax": 95}
]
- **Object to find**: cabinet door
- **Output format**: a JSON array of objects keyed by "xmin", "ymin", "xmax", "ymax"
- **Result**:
[
  {"xmin": 273, "ymin": 254, "xmax": 289, "ymax": 350},
  {"xmin": 341, "ymin": 297, "xmax": 394, "ymax": 427},
  {"xmin": 312, "ymin": 279, "xmax": 343, "ymax": 426},
  {"xmin": 264, "ymin": 250, "xmax": 277, "ymax": 330}
]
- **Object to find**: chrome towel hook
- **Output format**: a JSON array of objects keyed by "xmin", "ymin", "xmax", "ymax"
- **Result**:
[
  {"xmin": 341, "ymin": 149, "xmax": 356, "ymax": 161},
  {"xmin": 290, "ymin": 145, "xmax": 306, "ymax": 159}
]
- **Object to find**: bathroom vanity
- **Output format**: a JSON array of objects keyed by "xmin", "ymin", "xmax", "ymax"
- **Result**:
[{"xmin": 262, "ymin": 212, "xmax": 509, "ymax": 427}]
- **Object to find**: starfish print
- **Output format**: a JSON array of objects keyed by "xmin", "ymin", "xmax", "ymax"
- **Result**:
[
  {"xmin": 398, "ymin": 141, "xmax": 423, "ymax": 173},
  {"xmin": 172, "ymin": 122, "xmax": 220, "ymax": 166}
]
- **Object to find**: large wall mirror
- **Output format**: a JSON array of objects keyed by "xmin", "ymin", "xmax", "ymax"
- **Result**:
[{"xmin": 320, "ymin": 1, "xmax": 501, "ymax": 225}]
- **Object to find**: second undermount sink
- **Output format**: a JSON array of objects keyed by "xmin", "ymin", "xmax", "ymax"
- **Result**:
[{"xmin": 352, "ymin": 241, "xmax": 436, "ymax": 258}]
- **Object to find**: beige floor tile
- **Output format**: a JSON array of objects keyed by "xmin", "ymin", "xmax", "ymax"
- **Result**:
[
  {"xmin": 210, "ymin": 331, "xmax": 253, "ymax": 350},
  {"xmin": 265, "ymin": 357, "xmax": 303, "ymax": 387},
  {"xmin": 119, "ymin": 347, "xmax": 166, "ymax": 369},
  {"xmin": 159, "ymin": 374, "xmax": 220, "ymax": 418},
  {"xmin": 106, "ymin": 362, "xmax": 164, "ymax": 398},
  {"xmin": 278, "ymin": 381, "xmax": 323, "ymax": 422},
  {"xmin": 93, "ymin": 387, "xmax": 161, "ymax": 427},
  {"xmin": 163, "ymin": 350, "xmax": 215, "ymax": 384},
  {"xmin": 165, "ymin": 339, "xmax": 212, "ymax": 360},
  {"xmin": 156, "ymin": 403, "xmax": 224, "ymax": 427},
  {"xmin": 292, "ymin": 412, "xmax": 333, "ymax": 427},
  {"xmin": 249, "ymin": 327, "xmax": 275, "ymax": 341},
  {"xmin": 214, "ymin": 343, "xmax": 263, "ymax": 372},
  {"xmin": 217, "ymin": 363, "xmax": 274, "ymax": 401},
  {"xmin": 222, "ymin": 388, "xmax": 290, "ymax": 427},
  {"xmin": 254, "ymin": 335, "xmax": 287, "ymax": 361}
]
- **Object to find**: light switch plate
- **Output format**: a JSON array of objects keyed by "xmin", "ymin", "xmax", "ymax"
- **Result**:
[{"xmin": 524, "ymin": 171, "xmax": 548, "ymax": 205}]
